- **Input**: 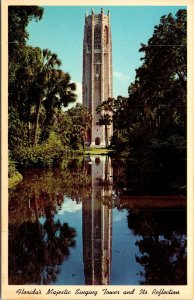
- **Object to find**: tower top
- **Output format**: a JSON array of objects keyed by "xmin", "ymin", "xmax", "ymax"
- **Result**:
[{"xmin": 87, "ymin": 8, "xmax": 110, "ymax": 17}]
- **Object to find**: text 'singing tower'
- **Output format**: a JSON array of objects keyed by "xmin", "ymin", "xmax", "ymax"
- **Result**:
[{"xmin": 83, "ymin": 9, "xmax": 113, "ymax": 147}]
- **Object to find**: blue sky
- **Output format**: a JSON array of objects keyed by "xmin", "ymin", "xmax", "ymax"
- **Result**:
[{"xmin": 27, "ymin": 5, "xmax": 186, "ymax": 107}]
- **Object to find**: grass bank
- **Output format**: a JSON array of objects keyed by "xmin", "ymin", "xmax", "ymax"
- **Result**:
[
  {"xmin": 84, "ymin": 148, "xmax": 114, "ymax": 155},
  {"xmin": 9, "ymin": 171, "xmax": 23, "ymax": 189}
]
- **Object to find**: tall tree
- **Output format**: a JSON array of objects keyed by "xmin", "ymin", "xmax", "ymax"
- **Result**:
[
  {"xmin": 96, "ymin": 98, "xmax": 113, "ymax": 147},
  {"xmin": 129, "ymin": 9, "xmax": 187, "ymax": 140},
  {"xmin": 41, "ymin": 70, "xmax": 77, "ymax": 142},
  {"xmin": 8, "ymin": 6, "xmax": 44, "ymax": 149},
  {"xmin": 31, "ymin": 49, "xmax": 61, "ymax": 146},
  {"xmin": 8, "ymin": 6, "xmax": 77, "ymax": 150},
  {"xmin": 8, "ymin": 6, "xmax": 44, "ymax": 57},
  {"xmin": 67, "ymin": 104, "xmax": 92, "ymax": 150}
]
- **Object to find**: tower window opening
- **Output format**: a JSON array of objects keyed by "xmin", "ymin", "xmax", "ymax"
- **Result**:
[
  {"xmin": 94, "ymin": 26, "xmax": 101, "ymax": 49},
  {"xmin": 95, "ymin": 137, "xmax": 100, "ymax": 145}
]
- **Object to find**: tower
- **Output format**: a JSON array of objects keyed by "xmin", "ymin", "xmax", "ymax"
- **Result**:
[
  {"xmin": 82, "ymin": 156, "xmax": 113, "ymax": 284},
  {"xmin": 83, "ymin": 9, "xmax": 113, "ymax": 147}
]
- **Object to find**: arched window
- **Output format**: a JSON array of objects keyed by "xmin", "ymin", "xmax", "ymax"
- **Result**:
[
  {"xmin": 95, "ymin": 137, "xmax": 100, "ymax": 145},
  {"xmin": 104, "ymin": 26, "xmax": 108, "ymax": 46}
]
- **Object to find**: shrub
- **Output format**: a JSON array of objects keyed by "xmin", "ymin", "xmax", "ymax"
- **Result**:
[{"xmin": 12, "ymin": 132, "xmax": 84, "ymax": 168}]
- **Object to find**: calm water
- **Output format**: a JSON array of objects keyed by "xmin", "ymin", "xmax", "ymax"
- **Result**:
[{"xmin": 9, "ymin": 156, "xmax": 186, "ymax": 285}]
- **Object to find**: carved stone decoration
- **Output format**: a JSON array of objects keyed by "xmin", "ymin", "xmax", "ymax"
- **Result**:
[
  {"xmin": 94, "ymin": 53, "xmax": 101, "ymax": 63},
  {"xmin": 104, "ymin": 26, "xmax": 108, "ymax": 48}
]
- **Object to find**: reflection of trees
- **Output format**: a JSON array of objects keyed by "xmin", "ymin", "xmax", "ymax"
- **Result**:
[
  {"xmin": 9, "ymin": 161, "xmax": 92, "ymax": 224},
  {"xmin": 9, "ymin": 160, "xmax": 94, "ymax": 284},
  {"xmin": 9, "ymin": 214, "xmax": 76, "ymax": 284},
  {"xmin": 111, "ymin": 155, "xmax": 186, "ymax": 196},
  {"xmin": 127, "ymin": 208, "xmax": 187, "ymax": 285}
]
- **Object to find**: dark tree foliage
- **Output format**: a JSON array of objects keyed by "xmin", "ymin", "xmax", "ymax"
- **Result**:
[
  {"xmin": 129, "ymin": 9, "xmax": 186, "ymax": 141},
  {"xmin": 127, "ymin": 208, "xmax": 187, "ymax": 285},
  {"xmin": 96, "ymin": 98, "xmax": 114, "ymax": 148},
  {"xmin": 8, "ymin": 6, "xmax": 44, "ymax": 56},
  {"xmin": 67, "ymin": 104, "xmax": 92, "ymax": 150},
  {"xmin": 108, "ymin": 9, "xmax": 186, "ymax": 154},
  {"xmin": 9, "ymin": 219, "xmax": 76, "ymax": 284}
]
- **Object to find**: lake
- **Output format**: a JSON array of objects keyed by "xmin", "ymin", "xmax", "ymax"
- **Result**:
[{"xmin": 9, "ymin": 155, "xmax": 186, "ymax": 285}]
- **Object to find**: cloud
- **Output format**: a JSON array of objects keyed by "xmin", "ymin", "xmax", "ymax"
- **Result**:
[
  {"xmin": 58, "ymin": 197, "xmax": 82, "ymax": 214},
  {"xmin": 63, "ymin": 81, "xmax": 82, "ymax": 110},
  {"xmin": 113, "ymin": 71, "xmax": 130, "ymax": 81},
  {"xmin": 75, "ymin": 81, "xmax": 82, "ymax": 104}
]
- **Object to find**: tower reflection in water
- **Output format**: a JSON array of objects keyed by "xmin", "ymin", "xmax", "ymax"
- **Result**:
[{"xmin": 82, "ymin": 156, "xmax": 113, "ymax": 285}]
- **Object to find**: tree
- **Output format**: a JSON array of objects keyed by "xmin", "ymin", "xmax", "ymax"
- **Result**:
[
  {"xmin": 96, "ymin": 98, "xmax": 113, "ymax": 147},
  {"xmin": 30, "ymin": 49, "xmax": 77, "ymax": 146},
  {"xmin": 8, "ymin": 6, "xmax": 44, "ymax": 57},
  {"xmin": 67, "ymin": 104, "xmax": 92, "ymax": 150},
  {"xmin": 8, "ymin": 6, "xmax": 78, "ymax": 149},
  {"xmin": 9, "ymin": 219, "xmax": 77, "ymax": 284},
  {"xmin": 127, "ymin": 208, "xmax": 187, "ymax": 284},
  {"xmin": 129, "ymin": 9, "xmax": 186, "ymax": 140},
  {"xmin": 99, "ymin": 114, "xmax": 112, "ymax": 148},
  {"xmin": 8, "ymin": 10, "xmax": 44, "ymax": 135},
  {"xmin": 8, "ymin": 6, "xmax": 44, "ymax": 148},
  {"xmin": 9, "ymin": 46, "xmax": 45, "ymax": 146}
]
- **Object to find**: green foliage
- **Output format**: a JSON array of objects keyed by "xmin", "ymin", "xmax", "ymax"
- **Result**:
[
  {"xmin": 96, "ymin": 98, "xmax": 113, "ymax": 147},
  {"xmin": 8, "ymin": 157, "xmax": 17, "ymax": 179},
  {"xmin": 109, "ymin": 9, "xmax": 186, "ymax": 177},
  {"xmin": 8, "ymin": 6, "xmax": 44, "ymax": 56},
  {"xmin": 12, "ymin": 133, "xmax": 64, "ymax": 168},
  {"xmin": 66, "ymin": 104, "xmax": 92, "ymax": 150},
  {"xmin": 8, "ymin": 5, "xmax": 77, "ymax": 156},
  {"xmin": 8, "ymin": 156, "xmax": 23, "ymax": 188},
  {"xmin": 8, "ymin": 106, "xmax": 28, "ymax": 151},
  {"xmin": 147, "ymin": 135, "xmax": 186, "ymax": 175},
  {"xmin": 129, "ymin": 9, "xmax": 186, "ymax": 141},
  {"xmin": 12, "ymin": 131, "xmax": 84, "ymax": 168}
]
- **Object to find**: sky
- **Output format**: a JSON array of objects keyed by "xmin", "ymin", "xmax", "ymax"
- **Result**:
[{"xmin": 27, "ymin": 5, "xmax": 186, "ymax": 107}]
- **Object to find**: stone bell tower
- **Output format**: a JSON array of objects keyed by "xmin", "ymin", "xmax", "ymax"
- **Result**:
[{"xmin": 82, "ymin": 8, "xmax": 113, "ymax": 147}]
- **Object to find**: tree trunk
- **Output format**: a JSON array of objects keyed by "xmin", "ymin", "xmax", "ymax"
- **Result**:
[
  {"xmin": 105, "ymin": 125, "xmax": 108, "ymax": 148},
  {"xmin": 33, "ymin": 96, "xmax": 42, "ymax": 146},
  {"xmin": 27, "ymin": 101, "xmax": 31, "ymax": 146},
  {"xmin": 34, "ymin": 190, "xmax": 41, "ymax": 238}
]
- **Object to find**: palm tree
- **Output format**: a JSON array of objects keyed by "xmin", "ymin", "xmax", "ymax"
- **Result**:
[
  {"xmin": 99, "ymin": 114, "xmax": 112, "ymax": 148},
  {"xmin": 41, "ymin": 69, "xmax": 77, "ymax": 142},
  {"xmin": 32, "ymin": 49, "xmax": 61, "ymax": 146},
  {"xmin": 31, "ymin": 49, "xmax": 76, "ymax": 146},
  {"xmin": 96, "ymin": 98, "xmax": 114, "ymax": 148}
]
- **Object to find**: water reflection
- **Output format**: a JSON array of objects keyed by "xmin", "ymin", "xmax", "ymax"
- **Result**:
[
  {"xmin": 8, "ymin": 156, "xmax": 186, "ymax": 285},
  {"xmin": 82, "ymin": 156, "xmax": 113, "ymax": 285},
  {"xmin": 9, "ymin": 211, "xmax": 76, "ymax": 284},
  {"xmin": 127, "ymin": 209, "xmax": 187, "ymax": 285}
]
